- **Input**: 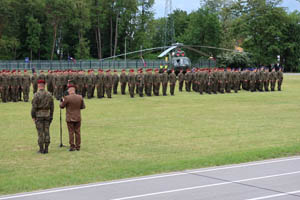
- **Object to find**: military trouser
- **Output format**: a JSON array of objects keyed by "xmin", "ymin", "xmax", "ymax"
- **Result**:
[
  {"xmin": 87, "ymin": 85, "xmax": 93, "ymax": 99},
  {"xmin": 105, "ymin": 85, "xmax": 112, "ymax": 98},
  {"xmin": 18, "ymin": 86, "xmax": 22, "ymax": 101},
  {"xmin": 92, "ymin": 86, "xmax": 95, "ymax": 97},
  {"xmin": 137, "ymin": 84, "xmax": 144, "ymax": 97},
  {"xmin": 67, "ymin": 121, "xmax": 81, "ymax": 150},
  {"xmin": 58, "ymin": 86, "xmax": 63, "ymax": 100},
  {"xmin": 76, "ymin": 85, "xmax": 83, "ymax": 96},
  {"xmin": 258, "ymin": 81, "xmax": 264, "ymax": 91},
  {"xmin": 239, "ymin": 81, "xmax": 242, "ymax": 90},
  {"xmin": 128, "ymin": 84, "xmax": 135, "ymax": 98},
  {"xmin": 33, "ymin": 84, "xmax": 38, "ymax": 94},
  {"xmin": 255, "ymin": 81, "xmax": 260, "ymax": 91},
  {"xmin": 97, "ymin": 84, "xmax": 104, "ymax": 98},
  {"xmin": 136, "ymin": 84, "xmax": 139, "ymax": 94},
  {"xmin": 179, "ymin": 81, "xmax": 184, "ymax": 92},
  {"xmin": 170, "ymin": 83, "xmax": 175, "ymax": 95},
  {"xmin": 162, "ymin": 83, "xmax": 168, "ymax": 96},
  {"xmin": 264, "ymin": 81, "xmax": 269, "ymax": 91},
  {"xmin": 278, "ymin": 79, "xmax": 283, "ymax": 91},
  {"xmin": 250, "ymin": 81, "xmax": 256, "ymax": 92},
  {"xmin": 185, "ymin": 81, "xmax": 191, "ymax": 92},
  {"xmin": 192, "ymin": 81, "xmax": 197, "ymax": 92},
  {"xmin": 35, "ymin": 118, "xmax": 51, "ymax": 146},
  {"xmin": 10, "ymin": 86, "xmax": 18, "ymax": 102},
  {"xmin": 225, "ymin": 82, "xmax": 231, "ymax": 93},
  {"xmin": 82, "ymin": 87, "xmax": 87, "ymax": 98},
  {"xmin": 213, "ymin": 81, "xmax": 218, "ymax": 94},
  {"xmin": 206, "ymin": 83, "xmax": 212, "ymax": 94},
  {"xmin": 22, "ymin": 86, "xmax": 30, "ymax": 102},
  {"xmin": 270, "ymin": 80, "xmax": 276, "ymax": 91},
  {"xmin": 121, "ymin": 83, "xmax": 127, "ymax": 95},
  {"xmin": 1, "ymin": 86, "xmax": 8, "ymax": 102},
  {"xmin": 199, "ymin": 82, "xmax": 205, "ymax": 94},
  {"xmin": 145, "ymin": 83, "xmax": 152, "ymax": 96},
  {"xmin": 153, "ymin": 83, "xmax": 160, "ymax": 96},
  {"xmin": 219, "ymin": 82, "xmax": 225, "ymax": 93},
  {"xmin": 233, "ymin": 81, "xmax": 239, "ymax": 93},
  {"xmin": 243, "ymin": 81, "xmax": 249, "ymax": 91},
  {"xmin": 47, "ymin": 83, "xmax": 53, "ymax": 95}
]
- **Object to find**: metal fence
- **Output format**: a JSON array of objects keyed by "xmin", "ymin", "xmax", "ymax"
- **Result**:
[{"xmin": 0, "ymin": 59, "xmax": 216, "ymax": 70}]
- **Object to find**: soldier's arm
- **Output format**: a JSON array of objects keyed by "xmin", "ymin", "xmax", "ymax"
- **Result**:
[
  {"xmin": 31, "ymin": 95, "xmax": 38, "ymax": 120},
  {"xmin": 81, "ymin": 98, "xmax": 86, "ymax": 110},
  {"xmin": 50, "ymin": 97, "xmax": 54, "ymax": 119}
]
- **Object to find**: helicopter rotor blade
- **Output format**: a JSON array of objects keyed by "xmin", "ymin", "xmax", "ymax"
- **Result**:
[
  {"xmin": 158, "ymin": 46, "xmax": 178, "ymax": 58},
  {"xmin": 183, "ymin": 46, "xmax": 211, "ymax": 57},
  {"xmin": 100, "ymin": 46, "xmax": 171, "ymax": 61}
]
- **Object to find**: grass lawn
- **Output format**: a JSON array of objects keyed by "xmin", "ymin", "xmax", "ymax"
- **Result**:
[{"xmin": 0, "ymin": 75, "xmax": 300, "ymax": 195}]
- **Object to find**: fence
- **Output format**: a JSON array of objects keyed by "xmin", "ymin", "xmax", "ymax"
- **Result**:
[{"xmin": 0, "ymin": 59, "xmax": 216, "ymax": 70}]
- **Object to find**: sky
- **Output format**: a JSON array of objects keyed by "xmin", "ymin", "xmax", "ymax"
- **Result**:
[{"xmin": 153, "ymin": 0, "xmax": 300, "ymax": 18}]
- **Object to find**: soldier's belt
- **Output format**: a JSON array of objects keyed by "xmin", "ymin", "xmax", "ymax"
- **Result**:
[{"xmin": 36, "ymin": 110, "xmax": 50, "ymax": 117}]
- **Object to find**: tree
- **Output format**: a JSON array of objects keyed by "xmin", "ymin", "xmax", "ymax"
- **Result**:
[{"xmin": 26, "ymin": 16, "xmax": 42, "ymax": 61}]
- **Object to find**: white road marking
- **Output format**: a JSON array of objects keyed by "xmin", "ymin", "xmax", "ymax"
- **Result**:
[
  {"xmin": 1, "ymin": 156, "xmax": 300, "ymax": 200},
  {"xmin": 111, "ymin": 171, "xmax": 300, "ymax": 200},
  {"xmin": 245, "ymin": 190, "xmax": 300, "ymax": 200}
]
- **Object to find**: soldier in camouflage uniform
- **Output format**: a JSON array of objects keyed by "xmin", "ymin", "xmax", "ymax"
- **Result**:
[
  {"xmin": 153, "ymin": 69, "xmax": 161, "ymax": 96},
  {"xmin": 96, "ymin": 69, "xmax": 105, "ymax": 98},
  {"xmin": 178, "ymin": 70, "xmax": 184, "ymax": 92},
  {"xmin": 46, "ymin": 70, "xmax": 54, "ymax": 95},
  {"xmin": 258, "ymin": 67, "xmax": 264, "ymax": 92},
  {"xmin": 136, "ymin": 69, "xmax": 144, "ymax": 97},
  {"xmin": 10, "ymin": 70, "xmax": 18, "ymax": 102},
  {"xmin": 269, "ymin": 68, "xmax": 277, "ymax": 91},
  {"xmin": 185, "ymin": 69, "xmax": 192, "ymax": 92},
  {"xmin": 104, "ymin": 69, "xmax": 113, "ymax": 98},
  {"xmin": 264, "ymin": 67, "xmax": 270, "ymax": 92},
  {"xmin": 169, "ymin": 69, "xmax": 177, "ymax": 96},
  {"xmin": 206, "ymin": 70, "xmax": 213, "ymax": 94},
  {"xmin": 225, "ymin": 68, "xmax": 232, "ymax": 93},
  {"xmin": 144, "ymin": 69, "xmax": 153, "ymax": 96},
  {"xmin": 212, "ymin": 68, "xmax": 218, "ymax": 94},
  {"xmin": 32, "ymin": 72, "xmax": 38, "ymax": 94},
  {"xmin": 112, "ymin": 70, "xmax": 120, "ymax": 95},
  {"xmin": 232, "ymin": 68, "xmax": 240, "ymax": 93},
  {"xmin": 128, "ymin": 69, "xmax": 136, "ymax": 98},
  {"xmin": 249, "ymin": 68, "xmax": 257, "ymax": 92},
  {"xmin": 22, "ymin": 70, "xmax": 31, "ymax": 102},
  {"xmin": 160, "ymin": 69, "xmax": 168, "ymax": 96},
  {"xmin": 120, "ymin": 69, "xmax": 128, "ymax": 95},
  {"xmin": 31, "ymin": 79, "xmax": 54, "ymax": 154},
  {"xmin": 277, "ymin": 67, "xmax": 283, "ymax": 91},
  {"xmin": 85, "ymin": 70, "xmax": 95, "ymax": 99},
  {"xmin": 17, "ymin": 70, "xmax": 23, "ymax": 101}
]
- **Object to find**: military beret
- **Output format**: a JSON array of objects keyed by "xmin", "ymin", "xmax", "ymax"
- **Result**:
[
  {"xmin": 154, "ymin": 68, "xmax": 159, "ymax": 72},
  {"xmin": 129, "ymin": 69, "xmax": 134, "ymax": 72},
  {"xmin": 106, "ymin": 69, "xmax": 111, "ymax": 73},
  {"xmin": 122, "ymin": 69, "xmax": 126, "ymax": 72},
  {"xmin": 37, "ymin": 79, "xmax": 45, "ymax": 84},
  {"xmin": 114, "ymin": 70, "xmax": 118, "ymax": 72},
  {"xmin": 24, "ymin": 70, "xmax": 27, "ymax": 72}
]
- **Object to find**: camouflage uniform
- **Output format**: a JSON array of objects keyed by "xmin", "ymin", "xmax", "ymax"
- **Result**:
[
  {"xmin": 144, "ymin": 70, "xmax": 153, "ymax": 96},
  {"xmin": 185, "ymin": 70, "xmax": 192, "ymax": 92},
  {"xmin": 31, "ymin": 88, "xmax": 54, "ymax": 154},
  {"xmin": 112, "ymin": 72, "xmax": 120, "ymax": 94},
  {"xmin": 169, "ymin": 71, "xmax": 177, "ymax": 96},
  {"xmin": 96, "ymin": 71, "xmax": 105, "ymax": 98},
  {"xmin": 277, "ymin": 69, "xmax": 283, "ymax": 91},
  {"xmin": 128, "ymin": 71, "xmax": 136, "ymax": 98},
  {"xmin": 32, "ymin": 74, "xmax": 38, "ymax": 94},
  {"xmin": 178, "ymin": 71, "xmax": 184, "ymax": 92},
  {"xmin": 120, "ymin": 71, "xmax": 128, "ymax": 95},
  {"xmin": 161, "ymin": 70, "xmax": 169, "ymax": 96},
  {"xmin": 22, "ymin": 72, "xmax": 31, "ymax": 102},
  {"xmin": 264, "ymin": 69, "xmax": 270, "ymax": 92},
  {"xmin": 153, "ymin": 70, "xmax": 161, "ymax": 96},
  {"xmin": 269, "ymin": 69, "xmax": 277, "ymax": 91},
  {"xmin": 135, "ymin": 71, "xmax": 144, "ymax": 97},
  {"xmin": 104, "ymin": 71, "xmax": 113, "ymax": 98}
]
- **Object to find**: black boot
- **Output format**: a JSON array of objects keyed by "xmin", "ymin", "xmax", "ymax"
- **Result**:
[
  {"xmin": 44, "ymin": 144, "xmax": 49, "ymax": 154},
  {"xmin": 38, "ymin": 145, "xmax": 44, "ymax": 154}
]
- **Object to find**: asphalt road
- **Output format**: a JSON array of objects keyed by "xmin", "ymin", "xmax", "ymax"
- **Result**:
[{"xmin": 1, "ymin": 156, "xmax": 300, "ymax": 200}]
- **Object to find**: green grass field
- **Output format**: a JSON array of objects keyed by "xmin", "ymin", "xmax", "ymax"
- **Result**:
[{"xmin": 0, "ymin": 75, "xmax": 300, "ymax": 195}]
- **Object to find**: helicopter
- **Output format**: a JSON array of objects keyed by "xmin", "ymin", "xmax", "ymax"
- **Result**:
[{"xmin": 100, "ymin": 42, "xmax": 238, "ymax": 74}]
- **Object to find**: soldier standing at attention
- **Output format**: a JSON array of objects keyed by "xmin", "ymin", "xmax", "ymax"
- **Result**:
[
  {"xmin": 169, "ymin": 69, "xmax": 177, "ymax": 96},
  {"xmin": 104, "ymin": 69, "xmax": 113, "ymax": 98},
  {"xmin": 136, "ymin": 69, "xmax": 144, "ymax": 97},
  {"xmin": 264, "ymin": 67, "xmax": 270, "ymax": 92},
  {"xmin": 178, "ymin": 69, "xmax": 184, "ymax": 92},
  {"xmin": 17, "ymin": 70, "xmax": 23, "ymax": 101},
  {"xmin": 85, "ymin": 70, "xmax": 94, "ymax": 99},
  {"xmin": 31, "ymin": 79, "xmax": 54, "ymax": 154},
  {"xmin": 112, "ymin": 70, "xmax": 119, "ymax": 95},
  {"xmin": 277, "ymin": 67, "xmax": 283, "ymax": 91},
  {"xmin": 128, "ymin": 69, "xmax": 136, "ymax": 98},
  {"xmin": 22, "ymin": 70, "xmax": 31, "ymax": 102},
  {"xmin": 153, "ymin": 69, "xmax": 161, "ymax": 96},
  {"xmin": 46, "ymin": 70, "xmax": 54, "ymax": 95},
  {"xmin": 144, "ymin": 69, "xmax": 153, "ymax": 96},
  {"xmin": 258, "ymin": 67, "xmax": 264, "ymax": 92},
  {"xmin": 232, "ymin": 68, "xmax": 240, "ymax": 93},
  {"xmin": 60, "ymin": 82, "xmax": 85, "ymax": 151},
  {"xmin": 120, "ymin": 69, "xmax": 128, "ymax": 95},
  {"xmin": 249, "ymin": 68, "xmax": 257, "ymax": 92},
  {"xmin": 0, "ymin": 70, "xmax": 8, "ymax": 102},
  {"xmin": 161, "ymin": 69, "xmax": 169, "ymax": 96},
  {"xmin": 269, "ymin": 67, "xmax": 277, "ymax": 91},
  {"xmin": 96, "ymin": 69, "xmax": 105, "ymax": 98}
]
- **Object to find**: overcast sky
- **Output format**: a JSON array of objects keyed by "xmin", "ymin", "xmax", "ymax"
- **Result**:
[{"xmin": 153, "ymin": 0, "xmax": 300, "ymax": 18}]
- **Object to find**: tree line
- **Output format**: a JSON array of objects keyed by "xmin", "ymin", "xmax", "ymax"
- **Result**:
[{"xmin": 0, "ymin": 0, "xmax": 300, "ymax": 71}]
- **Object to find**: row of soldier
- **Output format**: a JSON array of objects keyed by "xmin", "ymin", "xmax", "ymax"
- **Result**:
[
  {"xmin": 177, "ymin": 67, "xmax": 283, "ymax": 95},
  {"xmin": 0, "ymin": 66, "xmax": 284, "ymax": 103}
]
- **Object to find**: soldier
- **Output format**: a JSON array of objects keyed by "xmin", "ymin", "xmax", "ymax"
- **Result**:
[
  {"xmin": 178, "ymin": 70, "xmax": 185, "ymax": 92},
  {"xmin": 136, "ymin": 69, "xmax": 144, "ymax": 97},
  {"xmin": 112, "ymin": 70, "xmax": 120, "ymax": 95},
  {"xmin": 169, "ymin": 69, "xmax": 177, "ymax": 96},
  {"xmin": 90, "ymin": 70, "xmax": 96, "ymax": 98},
  {"xmin": 212, "ymin": 68, "xmax": 218, "ymax": 94},
  {"xmin": 277, "ymin": 67, "xmax": 283, "ymax": 91},
  {"xmin": 206, "ymin": 70, "xmax": 213, "ymax": 94},
  {"xmin": 31, "ymin": 79, "xmax": 54, "ymax": 154},
  {"xmin": 96, "ymin": 69, "xmax": 105, "ymax": 98},
  {"xmin": 22, "ymin": 70, "xmax": 31, "ymax": 102},
  {"xmin": 161, "ymin": 69, "xmax": 169, "ymax": 96},
  {"xmin": 144, "ymin": 69, "xmax": 153, "ymax": 96},
  {"xmin": 218, "ymin": 68, "xmax": 225, "ymax": 94},
  {"xmin": 192, "ymin": 69, "xmax": 197, "ymax": 92},
  {"xmin": 77, "ymin": 70, "xmax": 85, "ymax": 97},
  {"xmin": 104, "ymin": 69, "xmax": 113, "ymax": 98},
  {"xmin": 120, "ymin": 69, "xmax": 128, "ymax": 95},
  {"xmin": 249, "ymin": 68, "xmax": 257, "ymax": 92},
  {"xmin": 32, "ymin": 71, "xmax": 38, "ymax": 94},
  {"xmin": 10, "ymin": 70, "xmax": 18, "ymax": 102},
  {"xmin": 269, "ymin": 67, "xmax": 277, "ymax": 91},
  {"xmin": 225, "ymin": 67, "xmax": 232, "ymax": 93},
  {"xmin": 128, "ymin": 69, "xmax": 136, "ymax": 98},
  {"xmin": 258, "ymin": 67, "xmax": 264, "ymax": 92},
  {"xmin": 17, "ymin": 70, "xmax": 23, "ymax": 101},
  {"xmin": 153, "ymin": 69, "xmax": 161, "ymax": 96},
  {"xmin": 46, "ymin": 70, "xmax": 54, "ymax": 95},
  {"xmin": 185, "ymin": 69, "xmax": 192, "ymax": 92},
  {"xmin": 85, "ymin": 70, "xmax": 95, "ymax": 99},
  {"xmin": 232, "ymin": 68, "xmax": 240, "ymax": 93},
  {"xmin": 264, "ymin": 67, "xmax": 270, "ymax": 92},
  {"xmin": 60, "ymin": 81, "xmax": 85, "ymax": 151}
]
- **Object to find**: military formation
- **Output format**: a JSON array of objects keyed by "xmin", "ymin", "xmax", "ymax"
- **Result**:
[
  {"xmin": 178, "ymin": 67, "xmax": 284, "ymax": 94},
  {"xmin": 0, "ymin": 67, "xmax": 284, "ymax": 103}
]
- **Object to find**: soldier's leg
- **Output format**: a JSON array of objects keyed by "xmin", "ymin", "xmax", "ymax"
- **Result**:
[
  {"xmin": 44, "ymin": 120, "xmax": 51, "ymax": 153},
  {"xmin": 113, "ymin": 84, "xmax": 117, "ymax": 94},
  {"xmin": 278, "ymin": 80, "xmax": 282, "ymax": 91},
  {"xmin": 139, "ymin": 85, "xmax": 144, "ymax": 97},
  {"xmin": 74, "ymin": 121, "xmax": 81, "ymax": 150},
  {"xmin": 271, "ymin": 81, "xmax": 275, "ymax": 91},
  {"xmin": 67, "ymin": 122, "xmax": 76, "ymax": 150},
  {"xmin": 35, "ymin": 120, "xmax": 45, "ymax": 153},
  {"xmin": 179, "ymin": 81, "xmax": 183, "ymax": 92},
  {"xmin": 234, "ymin": 82, "xmax": 238, "ymax": 93}
]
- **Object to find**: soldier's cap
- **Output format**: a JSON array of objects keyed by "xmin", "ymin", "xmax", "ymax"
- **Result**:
[
  {"xmin": 146, "ymin": 69, "xmax": 152, "ymax": 72},
  {"xmin": 98, "ymin": 69, "xmax": 103, "ymax": 72},
  {"xmin": 129, "ymin": 69, "xmax": 135, "ymax": 72},
  {"xmin": 106, "ymin": 69, "xmax": 111, "ymax": 73},
  {"xmin": 154, "ymin": 68, "xmax": 159, "ymax": 72},
  {"xmin": 17, "ymin": 70, "xmax": 20, "ymax": 72},
  {"xmin": 122, "ymin": 69, "xmax": 126, "ymax": 72},
  {"xmin": 40, "ymin": 70, "xmax": 44, "ymax": 73},
  {"xmin": 24, "ymin": 70, "xmax": 27, "ymax": 72},
  {"xmin": 114, "ymin": 70, "xmax": 118, "ymax": 72},
  {"xmin": 37, "ymin": 79, "xmax": 46, "ymax": 84}
]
